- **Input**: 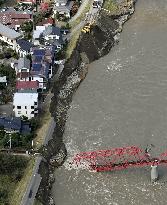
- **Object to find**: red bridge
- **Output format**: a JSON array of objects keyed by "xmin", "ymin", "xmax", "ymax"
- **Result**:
[{"xmin": 72, "ymin": 146, "xmax": 167, "ymax": 172}]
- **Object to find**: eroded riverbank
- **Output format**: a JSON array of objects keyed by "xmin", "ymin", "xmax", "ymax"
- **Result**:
[{"xmin": 35, "ymin": 0, "xmax": 136, "ymax": 204}]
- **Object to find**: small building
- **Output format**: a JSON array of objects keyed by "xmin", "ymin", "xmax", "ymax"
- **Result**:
[
  {"xmin": 0, "ymin": 23, "xmax": 22, "ymax": 49},
  {"xmin": 0, "ymin": 76, "xmax": 7, "ymax": 86},
  {"xmin": 13, "ymin": 92, "xmax": 38, "ymax": 119},
  {"xmin": 0, "ymin": 116, "xmax": 31, "ymax": 134},
  {"xmin": 16, "ymin": 39, "xmax": 33, "ymax": 57},
  {"xmin": 16, "ymin": 81, "xmax": 39, "ymax": 92}
]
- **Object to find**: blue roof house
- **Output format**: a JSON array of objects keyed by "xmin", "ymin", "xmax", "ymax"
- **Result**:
[{"xmin": 16, "ymin": 39, "xmax": 33, "ymax": 57}]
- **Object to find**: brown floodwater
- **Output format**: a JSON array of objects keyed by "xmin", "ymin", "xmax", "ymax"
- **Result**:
[{"xmin": 52, "ymin": 0, "xmax": 167, "ymax": 204}]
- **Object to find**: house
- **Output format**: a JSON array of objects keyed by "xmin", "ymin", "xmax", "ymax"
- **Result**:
[
  {"xmin": 13, "ymin": 92, "xmax": 38, "ymax": 119},
  {"xmin": 36, "ymin": 18, "xmax": 54, "ymax": 27},
  {"xmin": 12, "ymin": 57, "xmax": 30, "ymax": 73},
  {"xmin": 31, "ymin": 47, "xmax": 54, "ymax": 79},
  {"xmin": 16, "ymin": 81, "xmax": 39, "ymax": 92},
  {"xmin": 42, "ymin": 26, "xmax": 61, "ymax": 41},
  {"xmin": 17, "ymin": 71, "xmax": 30, "ymax": 81},
  {"xmin": 40, "ymin": 26, "xmax": 63, "ymax": 50},
  {"xmin": 55, "ymin": 0, "xmax": 67, "ymax": 7},
  {"xmin": 17, "ymin": 57, "xmax": 30, "ymax": 72},
  {"xmin": 54, "ymin": 0, "xmax": 74, "ymax": 18},
  {"xmin": 33, "ymin": 25, "xmax": 47, "ymax": 45},
  {"xmin": 16, "ymin": 39, "xmax": 33, "ymax": 57},
  {"xmin": 0, "ymin": 8, "xmax": 33, "ymax": 31},
  {"xmin": 0, "ymin": 23, "xmax": 22, "ymax": 49},
  {"xmin": 0, "ymin": 76, "xmax": 7, "ymax": 86},
  {"xmin": 0, "ymin": 116, "xmax": 31, "ymax": 134}
]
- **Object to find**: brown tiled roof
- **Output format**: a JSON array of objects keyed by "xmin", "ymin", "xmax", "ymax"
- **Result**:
[
  {"xmin": 16, "ymin": 81, "xmax": 39, "ymax": 90},
  {"xmin": 17, "ymin": 72, "xmax": 30, "ymax": 79},
  {"xmin": 0, "ymin": 12, "xmax": 32, "ymax": 27}
]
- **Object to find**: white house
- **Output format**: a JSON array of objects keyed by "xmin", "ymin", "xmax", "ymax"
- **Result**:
[
  {"xmin": 13, "ymin": 92, "xmax": 38, "ymax": 119},
  {"xmin": 0, "ymin": 23, "xmax": 22, "ymax": 49}
]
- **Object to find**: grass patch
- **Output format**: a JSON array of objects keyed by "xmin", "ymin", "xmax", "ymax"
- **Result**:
[
  {"xmin": 33, "ymin": 199, "xmax": 43, "ymax": 205},
  {"xmin": 0, "ymin": 153, "xmax": 30, "ymax": 205},
  {"xmin": 103, "ymin": 0, "xmax": 119, "ymax": 14},
  {"xmin": 34, "ymin": 93, "xmax": 53, "ymax": 149},
  {"xmin": 66, "ymin": 29, "xmax": 81, "ymax": 59},
  {"xmin": 10, "ymin": 157, "xmax": 35, "ymax": 205}
]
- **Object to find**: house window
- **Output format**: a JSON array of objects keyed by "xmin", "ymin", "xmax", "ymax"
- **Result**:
[
  {"xmin": 18, "ymin": 111, "xmax": 21, "ymax": 114},
  {"xmin": 17, "ymin": 106, "xmax": 21, "ymax": 109},
  {"xmin": 34, "ymin": 102, "xmax": 37, "ymax": 105},
  {"xmin": 31, "ymin": 111, "xmax": 34, "ymax": 114},
  {"xmin": 31, "ymin": 106, "xmax": 34, "ymax": 109},
  {"xmin": 25, "ymin": 106, "xmax": 27, "ymax": 109}
]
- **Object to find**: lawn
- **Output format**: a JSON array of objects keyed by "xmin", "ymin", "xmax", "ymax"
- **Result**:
[
  {"xmin": 0, "ymin": 153, "xmax": 30, "ymax": 205},
  {"xmin": 103, "ymin": 0, "xmax": 119, "ymax": 14}
]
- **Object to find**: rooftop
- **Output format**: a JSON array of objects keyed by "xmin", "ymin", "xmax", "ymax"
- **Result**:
[
  {"xmin": 17, "ymin": 57, "xmax": 30, "ymax": 70},
  {"xmin": 13, "ymin": 92, "xmax": 38, "ymax": 105},
  {"xmin": 17, "ymin": 39, "xmax": 33, "ymax": 51},
  {"xmin": 17, "ymin": 71, "xmax": 30, "ymax": 79},
  {"xmin": 0, "ymin": 76, "xmax": 7, "ymax": 83},
  {"xmin": 0, "ymin": 23, "xmax": 22, "ymax": 39},
  {"xmin": 0, "ymin": 116, "xmax": 21, "ymax": 131},
  {"xmin": 16, "ymin": 81, "xmax": 39, "ymax": 90},
  {"xmin": 42, "ymin": 26, "xmax": 61, "ymax": 37}
]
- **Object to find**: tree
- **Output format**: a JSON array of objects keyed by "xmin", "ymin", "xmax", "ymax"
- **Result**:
[{"xmin": 21, "ymin": 21, "xmax": 33, "ymax": 33}]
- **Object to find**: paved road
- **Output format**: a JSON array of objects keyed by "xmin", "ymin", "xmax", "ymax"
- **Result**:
[{"xmin": 21, "ymin": 156, "xmax": 43, "ymax": 205}]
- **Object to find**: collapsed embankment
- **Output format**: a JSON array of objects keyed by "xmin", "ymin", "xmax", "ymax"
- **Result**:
[{"xmin": 36, "ymin": 1, "xmax": 137, "ymax": 204}]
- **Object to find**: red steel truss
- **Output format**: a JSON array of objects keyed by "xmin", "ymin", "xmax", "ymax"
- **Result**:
[{"xmin": 72, "ymin": 146, "xmax": 167, "ymax": 172}]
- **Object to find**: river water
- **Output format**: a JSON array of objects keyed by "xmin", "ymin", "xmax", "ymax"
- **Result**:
[{"xmin": 52, "ymin": 0, "xmax": 167, "ymax": 204}]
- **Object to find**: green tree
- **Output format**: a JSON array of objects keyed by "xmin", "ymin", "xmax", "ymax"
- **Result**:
[{"xmin": 21, "ymin": 21, "xmax": 33, "ymax": 33}]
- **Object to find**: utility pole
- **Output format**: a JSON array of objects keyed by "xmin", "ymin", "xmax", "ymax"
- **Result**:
[{"xmin": 9, "ymin": 135, "xmax": 12, "ymax": 149}]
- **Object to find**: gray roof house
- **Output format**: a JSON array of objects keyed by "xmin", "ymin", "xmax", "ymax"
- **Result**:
[
  {"xmin": 0, "ymin": 23, "xmax": 22, "ymax": 49},
  {"xmin": 18, "ymin": 57, "xmax": 31, "ymax": 71},
  {"xmin": 54, "ymin": 0, "xmax": 74, "ymax": 18},
  {"xmin": 42, "ymin": 26, "xmax": 61, "ymax": 39}
]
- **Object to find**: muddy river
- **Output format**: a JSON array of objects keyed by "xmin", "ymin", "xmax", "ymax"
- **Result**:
[{"xmin": 52, "ymin": 0, "xmax": 167, "ymax": 204}]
